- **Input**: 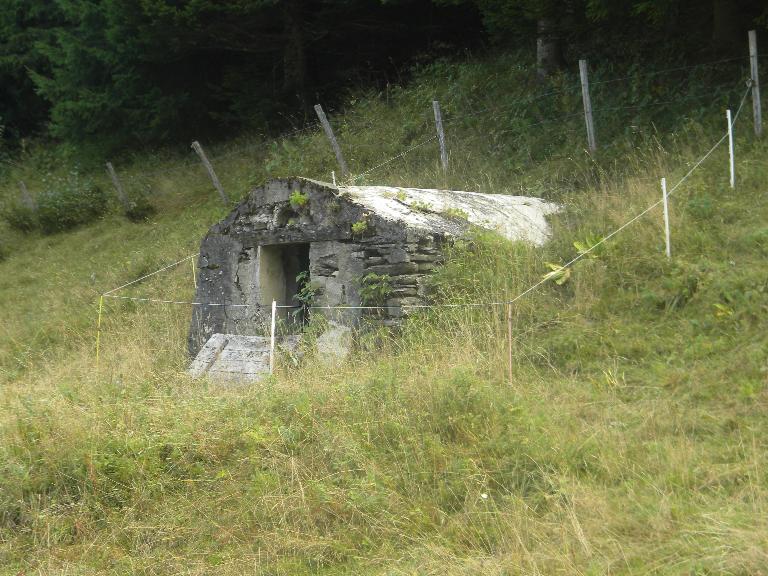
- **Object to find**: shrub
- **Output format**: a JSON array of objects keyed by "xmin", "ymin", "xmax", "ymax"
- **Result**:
[
  {"xmin": 442, "ymin": 207, "xmax": 468, "ymax": 220},
  {"xmin": 351, "ymin": 218, "xmax": 369, "ymax": 236},
  {"xmin": 358, "ymin": 273, "xmax": 393, "ymax": 305},
  {"xmin": 2, "ymin": 203, "xmax": 38, "ymax": 233},
  {"xmin": 289, "ymin": 189, "xmax": 309, "ymax": 210},
  {"xmin": 36, "ymin": 174, "xmax": 108, "ymax": 234}
]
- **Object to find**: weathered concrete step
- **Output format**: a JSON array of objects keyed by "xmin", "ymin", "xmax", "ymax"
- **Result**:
[{"xmin": 189, "ymin": 333, "xmax": 300, "ymax": 383}]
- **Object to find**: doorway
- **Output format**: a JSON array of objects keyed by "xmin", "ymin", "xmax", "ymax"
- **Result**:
[{"xmin": 258, "ymin": 243, "xmax": 310, "ymax": 327}]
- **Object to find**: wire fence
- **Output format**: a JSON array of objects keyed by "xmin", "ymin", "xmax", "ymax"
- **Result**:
[
  {"xmin": 3, "ymin": 53, "xmax": 754, "ymax": 209},
  {"xmin": 1, "ymin": 50, "xmax": 760, "ymax": 376},
  {"xmin": 94, "ymin": 77, "xmax": 755, "ymax": 377},
  {"xmin": 101, "ymin": 83, "xmax": 752, "ymax": 311}
]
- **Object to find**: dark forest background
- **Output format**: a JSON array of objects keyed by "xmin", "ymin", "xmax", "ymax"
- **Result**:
[{"xmin": 1, "ymin": 0, "xmax": 766, "ymax": 151}]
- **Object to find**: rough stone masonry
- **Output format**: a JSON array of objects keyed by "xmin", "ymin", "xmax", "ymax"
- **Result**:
[{"xmin": 188, "ymin": 177, "xmax": 557, "ymax": 378}]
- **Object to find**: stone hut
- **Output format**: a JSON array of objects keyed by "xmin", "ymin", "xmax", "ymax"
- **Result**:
[{"xmin": 188, "ymin": 177, "xmax": 557, "ymax": 380}]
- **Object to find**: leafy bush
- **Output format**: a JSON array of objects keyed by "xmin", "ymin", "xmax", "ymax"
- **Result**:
[
  {"xmin": 358, "ymin": 273, "xmax": 393, "ymax": 305},
  {"xmin": 289, "ymin": 189, "xmax": 309, "ymax": 210},
  {"xmin": 36, "ymin": 173, "xmax": 108, "ymax": 234},
  {"xmin": 2, "ymin": 202, "xmax": 38, "ymax": 233},
  {"xmin": 442, "ymin": 207, "xmax": 468, "ymax": 220},
  {"xmin": 351, "ymin": 218, "xmax": 369, "ymax": 236}
]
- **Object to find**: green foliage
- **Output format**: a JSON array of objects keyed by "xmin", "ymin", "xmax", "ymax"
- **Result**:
[
  {"xmin": 542, "ymin": 261, "xmax": 571, "ymax": 285},
  {"xmin": 410, "ymin": 200, "xmax": 433, "ymax": 212},
  {"xmin": 36, "ymin": 173, "xmax": 107, "ymax": 234},
  {"xmin": 4, "ymin": 46, "xmax": 768, "ymax": 575},
  {"xmin": 2, "ymin": 202, "xmax": 37, "ymax": 233},
  {"xmin": 351, "ymin": 218, "xmax": 369, "ymax": 236},
  {"xmin": 358, "ymin": 273, "xmax": 393, "ymax": 306},
  {"xmin": 0, "ymin": 0, "xmax": 484, "ymax": 148},
  {"xmin": 686, "ymin": 195, "xmax": 716, "ymax": 221},
  {"xmin": 441, "ymin": 207, "xmax": 468, "ymax": 220},
  {"xmin": 289, "ymin": 189, "xmax": 309, "ymax": 210},
  {"xmin": 542, "ymin": 234, "xmax": 605, "ymax": 285},
  {"xmin": 0, "ymin": 0, "xmax": 55, "ymax": 143},
  {"xmin": 293, "ymin": 270, "xmax": 319, "ymax": 307},
  {"xmin": 572, "ymin": 233, "xmax": 605, "ymax": 259},
  {"xmin": 660, "ymin": 261, "xmax": 702, "ymax": 310},
  {"xmin": 2, "ymin": 0, "xmax": 764, "ymax": 150}
]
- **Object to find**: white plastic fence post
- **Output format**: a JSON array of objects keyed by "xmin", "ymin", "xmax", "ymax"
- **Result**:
[
  {"xmin": 314, "ymin": 104, "xmax": 349, "ymax": 177},
  {"xmin": 661, "ymin": 177, "xmax": 671, "ymax": 259},
  {"xmin": 579, "ymin": 59, "xmax": 597, "ymax": 152},
  {"xmin": 727, "ymin": 109, "xmax": 735, "ymax": 189},
  {"xmin": 269, "ymin": 299, "xmax": 277, "ymax": 375},
  {"xmin": 749, "ymin": 30, "xmax": 762, "ymax": 137},
  {"xmin": 432, "ymin": 100, "xmax": 448, "ymax": 171},
  {"xmin": 191, "ymin": 141, "xmax": 230, "ymax": 205}
]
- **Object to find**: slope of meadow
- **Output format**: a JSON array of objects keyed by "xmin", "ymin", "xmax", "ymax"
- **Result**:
[{"xmin": 1, "ymin": 53, "xmax": 767, "ymax": 574}]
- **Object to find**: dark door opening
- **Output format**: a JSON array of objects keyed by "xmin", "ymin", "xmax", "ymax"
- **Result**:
[{"xmin": 258, "ymin": 243, "xmax": 310, "ymax": 329}]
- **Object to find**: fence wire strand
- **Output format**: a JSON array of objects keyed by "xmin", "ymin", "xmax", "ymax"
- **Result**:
[{"xmin": 100, "ymin": 84, "xmax": 751, "ymax": 315}]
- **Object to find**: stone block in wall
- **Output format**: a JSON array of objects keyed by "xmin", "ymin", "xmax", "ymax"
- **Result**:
[
  {"xmin": 390, "ymin": 274, "xmax": 421, "ymax": 286},
  {"xmin": 410, "ymin": 252, "xmax": 438, "ymax": 262},
  {"xmin": 384, "ymin": 247, "xmax": 409, "ymax": 264},
  {"xmin": 365, "ymin": 262, "xmax": 419, "ymax": 276}
]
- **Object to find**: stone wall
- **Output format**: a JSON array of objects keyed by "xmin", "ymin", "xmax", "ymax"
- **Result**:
[{"xmin": 189, "ymin": 179, "xmax": 448, "ymax": 356}]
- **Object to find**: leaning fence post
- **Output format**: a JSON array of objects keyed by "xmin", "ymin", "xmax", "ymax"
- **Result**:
[
  {"xmin": 661, "ymin": 177, "xmax": 671, "ymax": 259},
  {"xmin": 727, "ymin": 109, "xmax": 735, "ymax": 189},
  {"xmin": 579, "ymin": 59, "xmax": 597, "ymax": 152},
  {"xmin": 105, "ymin": 162, "xmax": 129, "ymax": 209},
  {"xmin": 191, "ymin": 141, "xmax": 230, "ymax": 205},
  {"xmin": 432, "ymin": 100, "xmax": 448, "ymax": 172},
  {"xmin": 269, "ymin": 299, "xmax": 277, "ymax": 375},
  {"xmin": 749, "ymin": 30, "xmax": 762, "ymax": 137},
  {"xmin": 18, "ymin": 181, "xmax": 35, "ymax": 210},
  {"xmin": 314, "ymin": 104, "xmax": 349, "ymax": 177}
]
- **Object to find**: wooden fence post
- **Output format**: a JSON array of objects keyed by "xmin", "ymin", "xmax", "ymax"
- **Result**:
[
  {"xmin": 749, "ymin": 30, "xmax": 762, "ymax": 137},
  {"xmin": 191, "ymin": 141, "xmax": 230, "ymax": 205},
  {"xmin": 105, "ymin": 162, "xmax": 129, "ymax": 209},
  {"xmin": 314, "ymin": 104, "xmax": 349, "ymax": 177},
  {"xmin": 579, "ymin": 59, "xmax": 597, "ymax": 152},
  {"xmin": 432, "ymin": 100, "xmax": 448, "ymax": 172},
  {"xmin": 18, "ymin": 181, "xmax": 35, "ymax": 210}
]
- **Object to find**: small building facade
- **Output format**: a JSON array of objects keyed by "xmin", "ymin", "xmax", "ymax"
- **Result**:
[{"xmin": 188, "ymin": 177, "xmax": 557, "ymax": 362}]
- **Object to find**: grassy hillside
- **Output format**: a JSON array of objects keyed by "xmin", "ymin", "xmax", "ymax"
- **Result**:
[{"xmin": 1, "ymin": 52, "xmax": 767, "ymax": 574}]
